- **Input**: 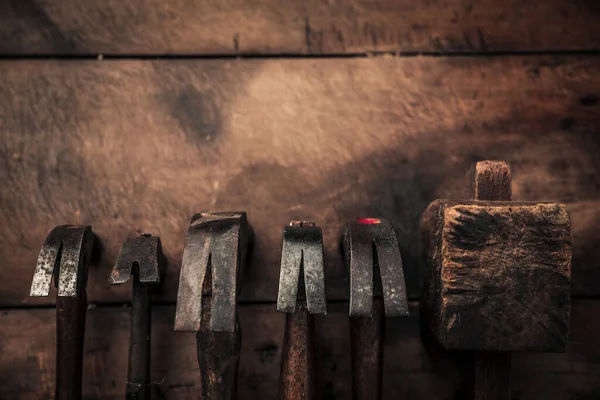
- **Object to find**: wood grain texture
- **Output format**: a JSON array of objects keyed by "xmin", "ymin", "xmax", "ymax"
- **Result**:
[
  {"xmin": 466, "ymin": 352, "xmax": 512, "ymax": 400},
  {"xmin": 466, "ymin": 160, "xmax": 512, "ymax": 201},
  {"xmin": 350, "ymin": 297, "xmax": 385, "ymax": 400},
  {"xmin": 421, "ymin": 200, "xmax": 571, "ymax": 351},
  {"xmin": 1, "ymin": 57, "xmax": 600, "ymax": 305},
  {"xmin": 279, "ymin": 303, "xmax": 315, "ymax": 400},
  {"xmin": 1, "ymin": 0, "xmax": 600, "ymax": 54},
  {"xmin": 1, "ymin": 301, "xmax": 600, "ymax": 399}
]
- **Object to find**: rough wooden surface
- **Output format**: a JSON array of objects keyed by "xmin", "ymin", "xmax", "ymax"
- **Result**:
[
  {"xmin": 1, "ymin": 300, "xmax": 600, "ymax": 399},
  {"xmin": 465, "ymin": 352, "xmax": 512, "ymax": 400},
  {"xmin": 466, "ymin": 160, "xmax": 512, "ymax": 201},
  {"xmin": 2, "ymin": 57, "xmax": 600, "ymax": 305},
  {"xmin": 1, "ymin": 0, "xmax": 600, "ymax": 55},
  {"xmin": 421, "ymin": 200, "xmax": 571, "ymax": 351}
]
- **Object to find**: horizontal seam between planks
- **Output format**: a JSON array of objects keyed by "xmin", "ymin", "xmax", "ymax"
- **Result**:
[{"xmin": 0, "ymin": 49, "xmax": 599, "ymax": 60}]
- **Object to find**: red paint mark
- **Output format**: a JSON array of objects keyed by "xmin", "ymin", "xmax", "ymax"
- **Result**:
[{"xmin": 357, "ymin": 218, "xmax": 381, "ymax": 225}]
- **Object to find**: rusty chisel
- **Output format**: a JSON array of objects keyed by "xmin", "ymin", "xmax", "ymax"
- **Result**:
[
  {"xmin": 174, "ymin": 212, "xmax": 251, "ymax": 400},
  {"xmin": 110, "ymin": 233, "xmax": 164, "ymax": 399},
  {"xmin": 343, "ymin": 218, "xmax": 409, "ymax": 400},
  {"xmin": 277, "ymin": 221, "xmax": 327, "ymax": 400},
  {"xmin": 30, "ymin": 225, "xmax": 95, "ymax": 400}
]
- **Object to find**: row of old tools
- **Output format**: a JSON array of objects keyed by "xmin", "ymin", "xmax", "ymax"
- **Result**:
[{"xmin": 29, "ymin": 160, "xmax": 572, "ymax": 400}]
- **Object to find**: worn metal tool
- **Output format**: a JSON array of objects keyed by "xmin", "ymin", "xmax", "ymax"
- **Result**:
[
  {"xmin": 174, "ymin": 212, "xmax": 251, "ymax": 400},
  {"xmin": 277, "ymin": 221, "xmax": 326, "ymax": 400},
  {"xmin": 30, "ymin": 225, "xmax": 95, "ymax": 400},
  {"xmin": 420, "ymin": 161, "xmax": 572, "ymax": 400},
  {"xmin": 109, "ymin": 233, "xmax": 163, "ymax": 400},
  {"xmin": 343, "ymin": 218, "xmax": 409, "ymax": 400}
]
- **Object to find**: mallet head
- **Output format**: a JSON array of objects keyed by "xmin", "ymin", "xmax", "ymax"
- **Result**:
[{"xmin": 421, "ymin": 160, "xmax": 572, "ymax": 352}]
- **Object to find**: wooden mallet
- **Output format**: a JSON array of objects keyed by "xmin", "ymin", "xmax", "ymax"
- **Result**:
[{"xmin": 420, "ymin": 161, "xmax": 572, "ymax": 400}]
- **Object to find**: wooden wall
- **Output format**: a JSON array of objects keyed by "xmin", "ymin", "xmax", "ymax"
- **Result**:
[{"xmin": 0, "ymin": 1, "xmax": 599, "ymax": 398}]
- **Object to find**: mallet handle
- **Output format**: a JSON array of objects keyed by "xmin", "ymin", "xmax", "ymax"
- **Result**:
[
  {"xmin": 467, "ymin": 352, "xmax": 511, "ymax": 400},
  {"xmin": 466, "ymin": 160, "xmax": 512, "ymax": 400}
]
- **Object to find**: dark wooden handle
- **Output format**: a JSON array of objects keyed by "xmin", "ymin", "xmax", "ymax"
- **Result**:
[
  {"xmin": 196, "ymin": 297, "xmax": 241, "ymax": 400},
  {"xmin": 466, "ymin": 160, "xmax": 512, "ymax": 400},
  {"xmin": 278, "ymin": 302, "xmax": 315, "ymax": 400},
  {"xmin": 56, "ymin": 288, "xmax": 87, "ymax": 400},
  {"xmin": 467, "ymin": 352, "xmax": 512, "ymax": 400},
  {"xmin": 127, "ymin": 278, "xmax": 152, "ymax": 400},
  {"xmin": 350, "ymin": 297, "xmax": 385, "ymax": 400}
]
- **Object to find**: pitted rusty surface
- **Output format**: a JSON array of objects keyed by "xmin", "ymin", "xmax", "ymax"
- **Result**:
[
  {"xmin": 30, "ymin": 225, "xmax": 93, "ymax": 297},
  {"xmin": 174, "ymin": 212, "xmax": 249, "ymax": 333},
  {"xmin": 343, "ymin": 218, "xmax": 409, "ymax": 318},
  {"xmin": 110, "ymin": 233, "xmax": 162, "ymax": 285},
  {"xmin": 30, "ymin": 232, "xmax": 62, "ymax": 297},
  {"xmin": 277, "ymin": 221, "xmax": 327, "ymax": 315}
]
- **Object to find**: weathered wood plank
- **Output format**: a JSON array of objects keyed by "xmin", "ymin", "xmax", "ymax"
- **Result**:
[
  {"xmin": 1, "ymin": 0, "xmax": 600, "ymax": 55},
  {"xmin": 421, "ymin": 200, "xmax": 571, "ymax": 351},
  {"xmin": 1, "ymin": 300, "xmax": 599, "ymax": 399},
  {"xmin": 1, "ymin": 57, "xmax": 600, "ymax": 305}
]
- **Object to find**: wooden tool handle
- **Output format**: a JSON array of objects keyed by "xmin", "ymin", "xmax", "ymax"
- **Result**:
[
  {"xmin": 278, "ymin": 302, "xmax": 315, "ymax": 400},
  {"xmin": 350, "ymin": 297, "xmax": 385, "ymax": 400},
  {"xmin": 196, "ymin": 297, "xmax": 241, "ymax": 400},
  {"xmin": 467, "ymin": 352, "xmax": 511, "ymax": 400},
  {"xmin": 127, "ymin": 278, "xmax": 152, "ymax": 400},
  {"xmin": 56, "ymin": 288, "xmax": 87, "ymax": 400},
  {"xmin": 466, "ymin": 160, "xmax": 512, "ymax": 400}
]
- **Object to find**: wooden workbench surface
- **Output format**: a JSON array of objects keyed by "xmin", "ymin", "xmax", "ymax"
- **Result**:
[{"xmin": 3, "ymin": 301, "xmax": 600, "ymax": 399}]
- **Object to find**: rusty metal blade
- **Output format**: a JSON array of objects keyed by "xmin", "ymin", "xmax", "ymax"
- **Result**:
[
  {"xmin": 30, "ymin": 225, "xmax": 93, "ymax": 297},
  {"xmin": 374, "ymin": 220, "xmax": 409, "ymax": 317},
  {"xmin": 110, "ymin": 233, "xmax": 162, "ymax": 285},
  {"xmin": 344, "ymin": 218, "xmax": 409, "ymax": 318},
  {"xmin": 344, "ymin": 228, "xmax": 373, "ymax": 317},
  {"xmin": 30, "ymin": 228, "xmax": 62, "ymax": 297},
  {"xmin": 277, "ymin": 221, "xmax": 326, "ymax": 315},
  {"xmin": 175, "ymin": 212, "xmax": 248, "ymax": 332},
  {"xmin": 209, "ymin": 225, "xmax": 240, "ymax": 332}
]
